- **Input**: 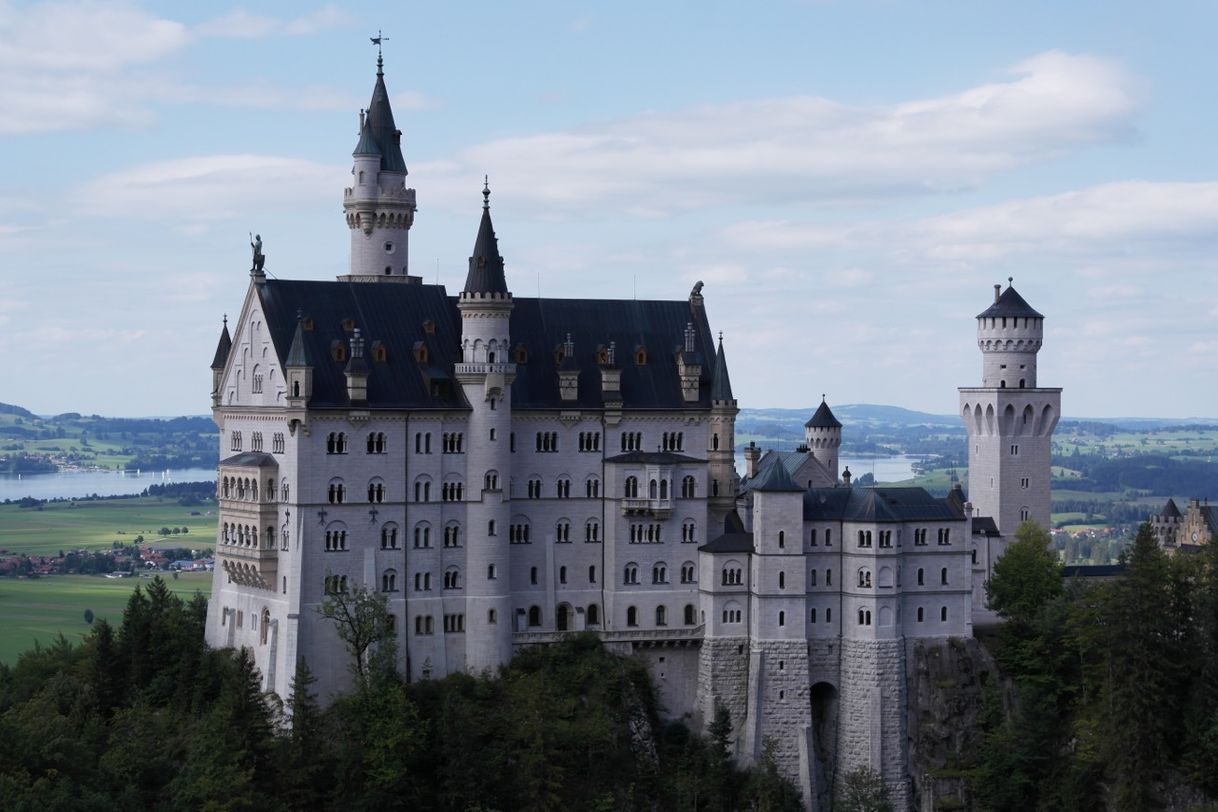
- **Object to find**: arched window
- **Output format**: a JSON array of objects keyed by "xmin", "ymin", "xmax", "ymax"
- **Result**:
[
  {"xmin": 381, "ymin": 570, "xmax": 398, "ymax": 592},
  {"xmin": 627, "ymin": 606, "xmax": 639, "ymax": 627},
  {"xmin": 917, "ymin": 607, "xmax": 924, "ymax": 622},
  {"xmin": 381, "ymin": 523, "xmax": 399, "ymax": 549},
  {"xmin": 625, "ymin": 476, "xmax": 639, "ymax": 498},
  {"xmin": 327, "ymin": 478, "xmax": 345, "ymax": 504},
  {"xmin": 413, "ymin": 523, "xmax": 431, "ymax": 548},
  {"xmin": 778, "ymin": 571, "xmax": 786, "ymax": 589},
  {"xmin": 655, "ymin": 605, "xmax": 668, "ymax": 626},
  {"xmin": 680, "ymin": 561, "xmax": 696, "ymax": 583},
  {"xmin": 684, "ymin": 604, "xmax": 696, "ymax": 625},
  {"xmin": 444, "ymin": 567, "xmax": 460, "ymax": 589},
  {"xmin": 528, "ymin": 606, "xmax": 542, "ymax": 627},
  {"xmin": 682, "ymin": 476, "xmax": 696, "ymax": 498},
  {"xmin": 587, "ymin": 603, "xmax": 600, "ymax": 626},
  {"xmin": 940, "ymin": 567, "xmax": 948, "ymax": 585},
  {"xmin": 649, "ymin": 479, "xmax": 658, "ymax": 499},
  {"xmin": 941, "ymin": 606, "xmax": 948, "ymax": 622},
  {"xmin": 624, "ymin": 563, "xmax": 639, "ymax": 584},
  {"xmin": 652, "ymin": 563, "xmax": 667, "ymax": 584},
  {"xmin": 917, "ymin": 567, "xmax": 924, "ymax": 586},
  {"xmin": 778, "ymin": 610, "xmax": 785, "ymax": 627}
]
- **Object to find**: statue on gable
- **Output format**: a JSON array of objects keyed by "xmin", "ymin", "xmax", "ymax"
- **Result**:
[{"xmin": 250, "ymin": 233, "xmax": 265, "ymax": 273}]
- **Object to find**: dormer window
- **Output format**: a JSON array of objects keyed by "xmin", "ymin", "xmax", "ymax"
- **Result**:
[
  {"xmin": 302, "ymin": 318, "xmax": 314, "ymax": 331},
  {"xmin": 341, "ymin": 319, "xmax": 355, "ymax": 333},
  {"xmin": 634, "ymin": 346, "xmax": 647, "ymax": 365},
  {"xmin": 413, "ymin": 341, "xmax": 428, "ymax": 364},
  {"xmin": 514, "ymin": 344, "xmax": 529, "ymax": 364},
  {"xmin": 372, "ymin": 341, "xmax": 388, "ymax": 363},
  {"xmin": 423, "ymin": 320, "xmax": 436, "ymax": 335},
  {"xmin": 331, "ymin": 341, "xmax": 347, "ymax": 363},
  {"xmin": 597, "ymin": 347, "xmax": 609, "ymax": 364}
]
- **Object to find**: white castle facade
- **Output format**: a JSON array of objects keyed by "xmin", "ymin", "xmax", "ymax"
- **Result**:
[{"xmin": 205, "ymin": 57, "xmax": 1060, "ymax": 810}]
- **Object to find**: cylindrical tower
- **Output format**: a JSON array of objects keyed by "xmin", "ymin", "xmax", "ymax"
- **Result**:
[
  {"xmin": 976, "ymin": 280, "xmax": 1044, "ymax": 389},
  {"xmin": 341, "ymin": 54, "xmax": 418, "ymax": 281},
  {"xmin": 804, "ymin": 397, "xmax": 842, "ymax": 481},
  {"xmin": 455, "ymin": 183, "xmax": 516, "ymax": 672},
  {"xmin": 707, "ymin": 335, "xmax": 739, "ymax": 525}
]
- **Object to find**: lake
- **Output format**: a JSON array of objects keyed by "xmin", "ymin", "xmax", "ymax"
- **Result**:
[{"xmin": 0, "ymin": 468, "xmax": 218, "ymax": 502}]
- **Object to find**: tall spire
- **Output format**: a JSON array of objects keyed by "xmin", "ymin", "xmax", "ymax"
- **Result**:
[
  {"xmin": 286, "ymin": 311, "xmax": 310, "ymax": 367},
  {"xmin": 210, "ymin": 315, "xmax": 232, "ymax": 370},
  {"xmin": 359, "ymin": 48, "xmax": 406, "ymax": 174},
  {"xmin": 463, "ymin": 180, "xmax": 509, "ymax": 294},
  {"xmin": 711, "ymin": 333, "xmax": 734, "ymax": 402}
]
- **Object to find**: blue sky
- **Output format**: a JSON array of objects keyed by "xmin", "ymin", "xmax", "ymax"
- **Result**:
[{"xmin": 1, "ymin": 0, "xmax": 1215, "ymax": 418}]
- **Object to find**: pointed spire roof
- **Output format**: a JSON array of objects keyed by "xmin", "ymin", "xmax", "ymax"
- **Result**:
[
  {"xmin": 286, "ymin": 312, "xmax": 310, "ymax": 367},
  {"xmin": 360, "ymin": 54, "xmax": 407, "ymax": 174},
  {"xmin": 210, "ymin": 316, "xmax": 232, "ymax": 370},
  {"xmin": 977, "ymin": 279, "xmax": 1043, "ymax": 319},
  {"xmin": 805, "ymin": 397, "xmax": 842, "ymax": 429},
  {"xmin": 463, "ymin": 179, "xmax": 509, "ymax": 294},
  {"xmin": 1160, "ymin": 498, "xmax": 1182, "ymax": 519},
  {"xmin": 711, "ymin": 333, "xmax": 734, "ymax": 401},
  {"xmin": 352, "ymin": 121, "xmax": 381, "ymax": 157}
]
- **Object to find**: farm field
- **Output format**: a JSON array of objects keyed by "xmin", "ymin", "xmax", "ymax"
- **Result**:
[
  {"xmin": 0, "ymin": 573, "xmax": 212, "ymax": 664},
  {"xmin": 0, "ymin": 495, "xmax": 217, "ymax": 556}
]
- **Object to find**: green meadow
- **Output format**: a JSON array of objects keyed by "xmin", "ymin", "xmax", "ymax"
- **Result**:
[
  {"xmin": 0, "ymin": 573, "xmax": 212, "ymax": 664},
  {"xmin": 0, "ymin": 495, "xmax": 217, "ymax": 556}
]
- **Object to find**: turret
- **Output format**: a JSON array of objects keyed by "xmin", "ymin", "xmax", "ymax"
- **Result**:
[
  {"xmin": 284, "ymin": 312, "xmax": 312, "ymax": 405},
  {"xmin": 454, "ymin": 181, "xmax": 515, "ymax": 673},
  {"xmin": 341, "ymin": 53, "xmax": 418, "ymax": 281},
  {"xmin": 210, "ymin": 316, "xmax": 232, "ymax": 406},
  {"xmin": 708, "ymin": 332, "xmax": 739, "ymax": 522},
  {"xmin": 975, "ymin": 277, "xmax": 1044, "ymax": 389},
  {"xmin": 804, "ymin": 397, "xmax": 842, "ymax": 481}
]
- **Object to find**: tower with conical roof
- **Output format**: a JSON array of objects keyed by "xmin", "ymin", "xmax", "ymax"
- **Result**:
[
  {"xmin": 341, "ymin": 52, "xmax": 418, "ymax": 281},
  {"xmin": 455, "ymin": 180, "xmax": 516, "ymax": 672},
  {"xmin": 708, "ymin": 334, "xmax": 739, "ymax": 524},
  {"xmin": 959, "ymin": 280, "xmax": 1062, "ymax": 539},
  {"xmin": 210, "ymin": 316, "xmax": 232, "ymax": 407},
  {"xmin": 804, "ymin": 397, "xmax": 842, "ymax": 482}
]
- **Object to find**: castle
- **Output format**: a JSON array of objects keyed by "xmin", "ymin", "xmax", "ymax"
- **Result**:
[{"xmin": 205, "ymin": 55, "xmax": 1060, "ymax": 809}]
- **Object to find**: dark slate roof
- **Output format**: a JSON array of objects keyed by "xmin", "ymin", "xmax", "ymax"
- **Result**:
[
  {"xmin": 1159, "ymin": 498, "xmax": 1182, "ymax": 519},
  {"xmin": 802, "ymin": 486, "xmax": 964, "ymax": 523},
  {"xmin": 211, "ymin": 319, "xmax": 232, "ymax": 370},
  {"xmin": 254, "ymin": 280, "xmax": 721, "ymax": 412},
  {"xmin": 711, "ymin": 338, "xmax": 733, "ymax": 401},
  {"xmin": 220, "ymin": 452, "xmax": 277, "ymax": 467},
  {"xmin": 508, "ymin": 297, "xmax": 718, "ymax": 410},
  {"xmin": 749, "ymin": 460, "xmax": 804, "ymax": 492},
  {"xmin": 363, "ymin": 58, "xmax": 407, "ymax": 174},
  {"xmin": 352, "ymin": 124, "xmax": 381, "ymax": 157},
  {"xmin": 1202, "ymin": 506, "xmax": 1218, "ymax": 535},
  {"xmin": 257, "ymin": 280, "xmax": 465, "ymax": 410},
  {"xmin": 463, "ymin": 192, "xmax": 508, "ymax": 294},
  {"xmin": 700, "ymin": 532, "xmax": 754, "ymax": 554},
  {"xmin": 976, "ymin": 284, "xmax": 1044, "ymax": 320},
  {"xmin": 805, "ymin": 399, "xmax": 842, "ymax": 429},
  {"xmin": 972, "ymin": 516, "xmax": 1000, "ymax": 537},
  {"xmin": 285, "ymin": 317, "xmax": 309, "ymax": 367},
  {"xmin": 753, "ymin": 450, "xmax": 805, "ymax": 480},
  {"xmin": 604, "ymin": 451, "xmax": 702, "ymax": 465}
]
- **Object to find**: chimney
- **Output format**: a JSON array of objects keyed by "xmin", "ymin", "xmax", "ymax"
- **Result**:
[
  {"xmin": 994, "ymin": 284, "xmax": 1001, "ymax": 303},
  {"xmin": 744, "ymin": 441, "xmax": 761, "ymax": 478}
]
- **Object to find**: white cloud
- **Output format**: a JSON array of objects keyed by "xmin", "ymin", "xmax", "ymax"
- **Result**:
[
  {"xmin": 0, "ymin": 0, "xmax": 187, "ymax": 72},
  {"xmin": 74, "ymin": 155, "xmax": 345, "ymax": 223},
  {"xmin": 415, "ymin": 50, "xmax": 1138, "ymax": 216},
  {"xmin": 195, "ymin": 5, "xmax": 351, "ymax": 39}
]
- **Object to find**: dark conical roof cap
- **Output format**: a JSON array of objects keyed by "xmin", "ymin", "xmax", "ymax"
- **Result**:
[
  {"xmin": 363, "ymin": 58, "xmax": 407, "ymax": 174},
  {"xmin": 805, "ymin": 398, "xmax": 842, "ymax": 429},
  {"xmin": 286, "ymin": 314, "xmax": 310, "ymax": 367},
  {"xmin": 463, "ymin": 183, "xmax": 509, "ymax": 294},
  {"xmin": 1160, "ymin": 498, "xmax": 1182, "ymax": 519},
  {"xmin": 977, "ymin": 283, "xmax": 1044, "ymax": 320},
  {"xmin": 211, "ymin": 317, "xmax": 232, "ymax": 369},
  {"xmin": 750, "ymin": 459, "xmax": 804, "ymax": 493},
  {"xmin": 710, "ymin": 334, "xmax": 734, "ymax": 401},
  {"xmin": 352, "ymin": 123, "xmax": 381, "ymax": 157}
]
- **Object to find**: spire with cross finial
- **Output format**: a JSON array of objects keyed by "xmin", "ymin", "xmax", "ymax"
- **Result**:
[{"xmin": 483, "ymin": 175, "xmax": 490, "ymax": 210}]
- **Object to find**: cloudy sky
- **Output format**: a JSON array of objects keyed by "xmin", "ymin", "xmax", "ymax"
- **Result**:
[{"xmin": 1, "ymin": 0, "xmax": 1215, "ymax": 418}]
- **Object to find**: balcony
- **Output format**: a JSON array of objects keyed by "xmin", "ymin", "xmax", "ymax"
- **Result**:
[
  {"xmin": 218, "ymin": 545, "xmax": 278, "ymax": 591},
  {"xmin": 514, "ymin": 624, "xmax": 704, "ymax": 647},
  {"xmin": 621, "ymin": 497, "xmax": 674, "ymax": 517}
]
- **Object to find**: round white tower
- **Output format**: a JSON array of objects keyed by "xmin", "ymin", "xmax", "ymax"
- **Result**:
[
  {"xmin": 804, "ymin": 397, "xmax": 842, "ymax": 481},
  {"xmin": 976, "ymin": 278, "xmax": 1044, "ymax": 389},
  {"xmin": 341, "ymin": 54, "xmax": 418, "ymax": 281},
  {"xmin": 455, "ymin": 182, "xmax": 516, "ymax": 673}
]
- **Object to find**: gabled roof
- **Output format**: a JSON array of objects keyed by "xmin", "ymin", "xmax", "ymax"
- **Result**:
[
  {"xmin": 805, "ymin": 399, "xmax": 841, "ymax": 429},
  {"xmin": 972, "ymin": 516, "xmax": 1000, "ymax": 537},
  {"xmin": 211, "ymin": 319, "xmax": 232, "ymax": 370},
  {"xmin": 363, "ymin": 57, "xmax": 407, "ymax": 174},
  {"xmin": 1159, "ymin": 498, "xmax": 1182, "ymax": 519},
  {"xmin": 711, "ymin": 337, "xmax": 733, "ymax": 401},
  {"xmin": 253, "ymin": 279, "xmax": 721, "ymax": 411},
  {"xmin": 463, "ymin": 193, "xmax": 508, "ymax": 295},
  {"xmin": 976, "ymin": 284, "xmax": 1044, "ymax": 320},
  {"xmin": 749, "ymin": 460, "xmax": 804, "ymax": 492},
  {"xmin": 802, "ymin": 486, "xmax": 964, "ymax": 523}
]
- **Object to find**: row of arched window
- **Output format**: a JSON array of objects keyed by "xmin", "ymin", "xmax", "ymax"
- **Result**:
[
  {"xmin": 625, "ymin": 604, "xmax": 697, "ymax": 628},
  {"xmin": 220, "ymin": 522, "xmax": 270, "ymax": 548},
  {"xmin": 623, "ymin": 561, "xmax": 697, "ymax": 585},
  {"xmin": 220, "ymin": 475, "xmax": 276, "ymax": 503}
]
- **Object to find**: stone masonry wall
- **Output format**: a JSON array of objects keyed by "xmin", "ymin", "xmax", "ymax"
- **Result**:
[
  {"xmin": 696, "ymin": 637, "xmax": 750, "ymax": 758},
  {"xmin": 838, "ymin": 638, "xmax": 910, "ymax": 809},
  {"xmin": 751, "ymin": 641, "xmax": 813, "ymax": 803}
]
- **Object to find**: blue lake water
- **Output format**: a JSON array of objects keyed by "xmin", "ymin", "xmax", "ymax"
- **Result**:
[{"xmin": 0, "ymin": 468, "xmax": 217, "ymax": 501}]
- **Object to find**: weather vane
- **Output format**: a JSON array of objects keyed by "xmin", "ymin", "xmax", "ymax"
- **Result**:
[{"xmin": 370, "ymin": 30, "xmax": 389, "ymax": 57}]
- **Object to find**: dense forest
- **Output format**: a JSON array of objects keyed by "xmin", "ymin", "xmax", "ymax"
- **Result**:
[
  {"xmin": 967, "ymin": 523, "xmax": 1218, "ymax": 809},
  {"xmin": 0, "ymin": 579, "xmax": 804, "ymax": 811}
]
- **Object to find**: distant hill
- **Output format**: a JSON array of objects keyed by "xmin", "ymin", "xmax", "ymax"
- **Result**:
[{"xmin": 0, "ymin": 402, "xmax": 37, "ymax": 419}]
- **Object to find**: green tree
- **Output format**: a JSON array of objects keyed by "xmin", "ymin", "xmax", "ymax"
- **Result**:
[
  {"xmin": 986, "ymin": 521, "xmax": 1062, "ymax": 627},
  {"xmin": 835, "ymin": 766, "xmax": 892, "ymax": 812},
  {"xmin": 317, "ymin": 581, "xmax": 394, "ymax": 691}
]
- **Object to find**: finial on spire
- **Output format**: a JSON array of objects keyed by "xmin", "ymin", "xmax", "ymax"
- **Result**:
[
  {"xmin": 717, "ymin": 330, "xmax": 723, "ymax": 344},
  {"xmin": 822, "ymin": 393, "xmax": 826, "ymax": 402},
  {"xmin": 1008, "ymin": 276, "xmax": 1014, "ymax": 287},
  {"xmin": 222, "ymin": 314, "xmax": 227, "ymax": 327},
  {"xmin": 482, "ymin": 175, "xmax": 490, "ymax": 210},
  {"xmin": 370, "ymin": 30, "xmax": 388, "ymax": 73}
]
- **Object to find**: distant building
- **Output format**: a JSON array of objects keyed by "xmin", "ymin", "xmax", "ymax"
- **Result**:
[
  {"xmin": 204, "ymin": 52, "xmax": 1061, "ymax": 811},
  {"xmin": 1151, "ymin": 497, "xmax": 1216, "ymax": 553}
]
